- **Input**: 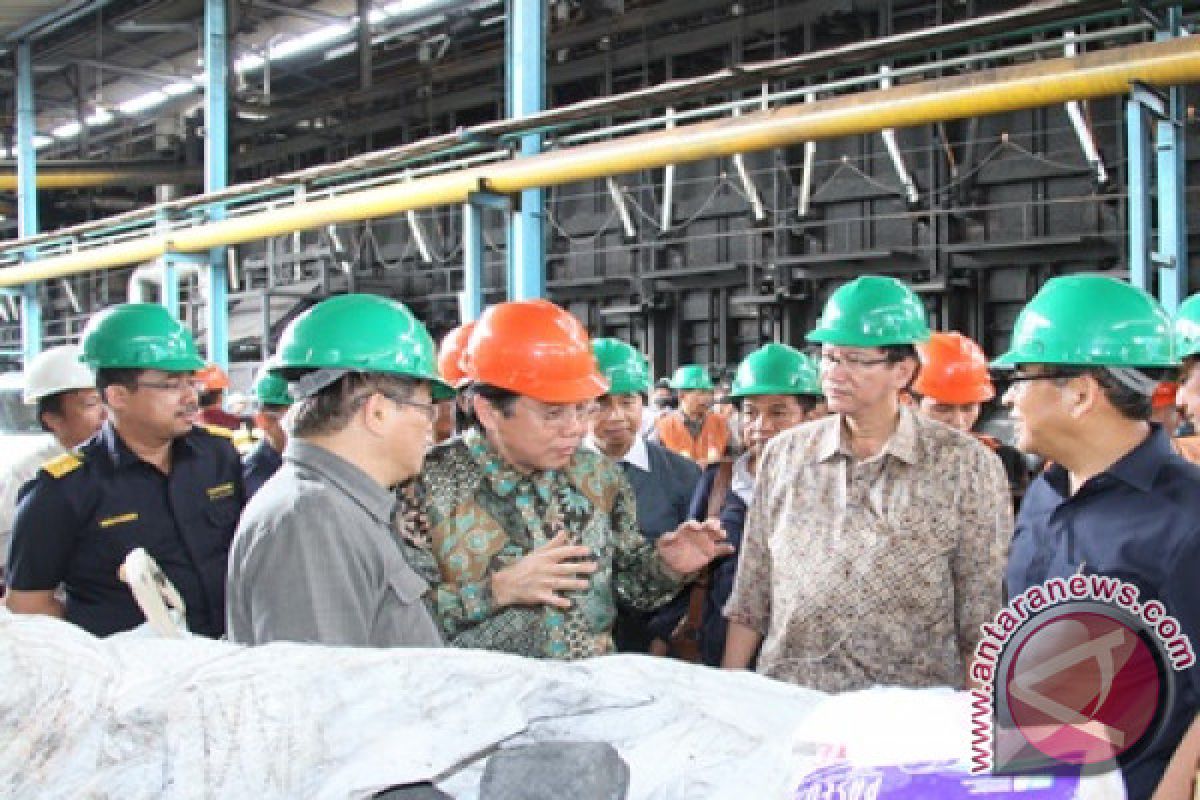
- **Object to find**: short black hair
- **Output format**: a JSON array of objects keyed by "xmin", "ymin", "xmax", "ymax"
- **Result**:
[
  {"xmin": 1033, "ymin": 366, "xmax": 1165, "ymax": 422},
  {"xmin": 464, "ymin": 382, "xmax": 520, "ymax": 430},
  {"xmin": 882, "ymin": 344, "xmax": 919, "ymax": 363},
  {"xmin": 289, "ymin": 372, "xmax": 423, "ymax": 437},
  {"xmin": 95, "ymin": 367, "xmax": 142, "ymax": 394},
  {"xmin": 1090, "ymin": 368, "xmax": 1173, "ymax": 421},
  {"xmin": 36, "ymin": 394, "xmax": 66, "ymax": 433},
  {"xmin": 199, "ymin": 389, "xmax": 223, "ymax": 408},
  {"xmin": 737, "ymin": 393, "xmax": 822, "ymax": 414}
]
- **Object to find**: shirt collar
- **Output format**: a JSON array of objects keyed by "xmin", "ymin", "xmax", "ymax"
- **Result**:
[
  {"xmin": 731, "ymin": 452, "xmax": 755, "ymax": 504},
  {"xmin": 100, "ymin": 419, "xmax": 196, "ymax": 470},
  {"xmin": 284, "ymin": 439, "xmax": 398, "ymax": 524},
  {"xmin": 463, "ymin": 428, "xmax": 557, "ymax": 501},
  {"xmin": 814, "ymin": 406, "xmax": 920, "ymax": 465},
  {"xmin": 584, "ymin": 433, "xmax": 650, "ymax": 473},
  {"xmin": 1090, "ymin": 424, "xmax": 1171, "ymax": 494}
]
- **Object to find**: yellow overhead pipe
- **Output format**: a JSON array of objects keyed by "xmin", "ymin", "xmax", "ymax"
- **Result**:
[
  {"xmin": 3, "ymin": 35, "xmax": 1199, "ymax": 288},
  {"xmin": 0, "ymin": 170, "xmax": 197, "ymax": 191}
]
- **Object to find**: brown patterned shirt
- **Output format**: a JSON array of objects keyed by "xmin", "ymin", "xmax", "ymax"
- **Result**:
[{"xmin": 725, "ymin": 407, "xmax": 1011, "ymax": 692}]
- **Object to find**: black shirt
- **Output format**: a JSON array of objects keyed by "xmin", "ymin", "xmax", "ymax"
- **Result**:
[
  {"xmin": 1007, "ymin": 426, "xmax": 1200, "ymax": 800},
  {"xmin": 7, "ymin": 421, "xmax": 245, "ymax": 638},
  {"xmin": 242, "ymin": 438, "xmax": 283, "ymax": 500}
]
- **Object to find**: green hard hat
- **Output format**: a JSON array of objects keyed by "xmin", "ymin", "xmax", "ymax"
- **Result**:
[
  {"xmin": 1174, "ymin": 293, "xmax": 1200, "ymax": 360},
  {"xmin": 992, "ymin": 275, "xmax": 1177, "ymax": 368},
  {"xmin": 806, "ymin": 275, "xmax": 931, "ymax": 347},
  {"xmin": 731, "ymin": 343, "xmax": 823, "ymax": 398},
  {"xmin": 80, "ymin": 303, "xmax": 205, "ymax": 372},
  {"xmin": 670, "ymin": 364, "xmax": 715, "ymax": 391},
  {"xmin": 253, "ymin": 367, "xmax": 293, "ymax": 407},
  {"xmin": 592, "ymin": 338, "xmax": 651, "ymax": 395},
  {"xmin": 273, "ymin": 293, "xmax": 452, "ymax": 398}
]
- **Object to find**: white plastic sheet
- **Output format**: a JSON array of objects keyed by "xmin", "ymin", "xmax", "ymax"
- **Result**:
[{"xmin": 0, "ymin": 612, "xmax": 1124, "ymax": 799}]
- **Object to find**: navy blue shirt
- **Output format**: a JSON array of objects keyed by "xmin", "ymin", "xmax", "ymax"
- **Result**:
[
  {"xmin": 7, "ymin": 421, "xmax": 245, "ymax": 638},
  {"xmin": 242, "ymin": 438, "xmax": 283, "ymax": 500},
  {"xmin": 1007, "ymin": 426, "xmax": 1200, "ymax": 800},
  {"xmin": 613, "ymin": 439, "xmax": 701, "ymax": 653},
  {"xmin": 687, "ymin": 463, "xmax": 749, "ymax": 667},
  {"xmin": 621, "ymin": 441, "xmax": 702, "ymax": 542}
]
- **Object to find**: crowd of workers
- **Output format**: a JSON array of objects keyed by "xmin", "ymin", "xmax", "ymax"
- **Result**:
[{"xmin": 2, "ymin": 272, "xmax": 1200, "ymax": 798}]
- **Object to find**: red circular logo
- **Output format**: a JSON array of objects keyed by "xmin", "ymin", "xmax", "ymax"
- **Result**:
[{"xmin": 1004, "ymin": 610, "xmax": 1161, "ymax": 765}]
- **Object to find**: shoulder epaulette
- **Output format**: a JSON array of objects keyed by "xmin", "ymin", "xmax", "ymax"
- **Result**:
[
  {"xmin": 42, "ymin": 452, "xmax": 83, "ymax": 479},
  {"xmin": 200, "ymin": 424, "xmax": 235, "ymax": 439}
]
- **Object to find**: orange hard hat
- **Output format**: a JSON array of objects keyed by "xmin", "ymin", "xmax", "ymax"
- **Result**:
[
  {"xmin": 438, "ymin": 321, "xmax": 476, "ymax": 389},
  {"xmin": 462, "ymin": 299, "xmax": 609, "ymax": 403},
  {"xmin": 913, "ymin": 331, "xmax": 995, "ymax": 404},
  {"xmin": 1153, "ymin": 381, "xmax": 1180, "ymax": 410},
  {"xmin": 194, "ymin": 363, "xmax": 230, "ymax": 392}
]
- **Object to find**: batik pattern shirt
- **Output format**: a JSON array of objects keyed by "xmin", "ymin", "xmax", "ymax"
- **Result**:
[
  {"xmin": 725, "ymin": 408, "xmax": 1011, "ymax": 692},
  {"xmin": 396, "ymin": 429, "xmax": 684, "ymax": 659}
]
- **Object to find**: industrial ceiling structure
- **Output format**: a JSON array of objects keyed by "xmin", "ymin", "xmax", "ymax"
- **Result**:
[{"xmin": 0, "ymin": 0, "xmax": 1196, "ymax": 382}]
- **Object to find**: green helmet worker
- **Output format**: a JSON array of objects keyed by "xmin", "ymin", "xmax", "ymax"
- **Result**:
[
  {"xmin": 6, "ymin": 304, "xmax": 244, "ymax": 639},
  {"xmin": 653, "ymin": 364, "xmax": 732, "ymax": 467},
  {"xmin": 227, "ymin": 293, "xmax": 447, "ymax": 648},
  {"xmin": 241, "ymin": 367, "xmax": 294, "ymax": 500},
  {"xmin": 732, "ymin": 344, "xmax": 827, "ymax": 472},
  {"xmin": 1172, "ymin": 294, "xmax": 1200, "ymax": 463},
  {"xmin": 996, "ymin": 274, "xmax": 1200, "ymax": 800},
  {"xmin": 587, "ymin": 338, "xmax": 703, "ymax": 655},
  {"xmin": 678, "ymin": 342, "xmax": 826, "ymax": 667},
  {"xmin": 398, "ymin": 299, "xmax": 731, "ymax": 661},
  {"xmin": 724, "ymin": 275, "xmax": 1011, "ymax": 697}
]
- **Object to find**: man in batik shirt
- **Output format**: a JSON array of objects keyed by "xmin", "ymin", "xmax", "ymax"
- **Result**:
[{"xmin": 398, "ymin": 300, "xmax": 730, "ymax": 659}]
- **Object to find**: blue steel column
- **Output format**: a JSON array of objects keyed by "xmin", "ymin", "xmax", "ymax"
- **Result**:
[
  {"xmin": 505, "ymin": 0, "xmax": 545, "ymax": 300},
  {"xmin": 1126, "ymin": 90, "xmax": 1152, "ymax": 293},
  {"xmin": 204, "ymin": 0, "xmax": 229, "ymax": 368},
  {"xmin": 1156, "ymin": 6, "xmax": 1187, "ymax": 311},
  {"xmin": 462, "ymin": 202, "xmax": 484, "ymax": 321},
  {"xmin": 16, "ymin": 40, "xmax": 41, "ymax": 362}
]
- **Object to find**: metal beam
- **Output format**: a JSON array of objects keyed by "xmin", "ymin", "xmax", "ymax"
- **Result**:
[
  {"xmin": 16, "ymin": 40, "xmax": 41, "ymax": 361},
  {"xmin": 73, "ymin": 58, "xmax": 189, "ymax": 85},
  {"xmin": 205, "ymin": 0, "xmax": 230, "ymax": 369},
  {"xmin": 7, "ymin": 0, "xmax": 117, "ymax": 42},
  {"xmin": 1156, "ymin": 6, "xmax": 1187, "ymax": 312},
  {"xmin": 505, "ymin": 0, "xmax": 545, "ymax": 300},
  {"xmin": 249, "ymin": 0, "xmax": 347, "ymax": 25},
  {"xmin": 4, "ymin": 36, "xmax": 1200, "ymax": 287}
]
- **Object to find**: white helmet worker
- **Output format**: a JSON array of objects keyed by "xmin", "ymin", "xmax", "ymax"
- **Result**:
[{"xmin": 23, "ymin": 345, "xmax": 96, "ymax": 405}]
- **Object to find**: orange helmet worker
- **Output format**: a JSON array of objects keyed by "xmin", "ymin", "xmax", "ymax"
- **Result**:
[
  {"xmin": 914, "ymin": 331, "xmax": 1029, "ymax": 499},
  {"xmin": 438, "ymin": 321, "xmax": 476, "ymax": 390},
  {"xmin": 398, "ymin": 297, "xmax": 730, "ymax": 661},
  {"xmin": 195, "ymin": 363, "xmax": 242, "ymax": 432}
]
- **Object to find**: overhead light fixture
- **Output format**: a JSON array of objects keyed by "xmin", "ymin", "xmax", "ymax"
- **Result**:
[
  {"xmin": 85, "ymin": 107, "xmax": 113, "ymax": 126},
  {"xmin": 163, "ymin": 81, "xmax": 199, "ymax": 96},
  {"xmin": 119, "ymin": 90, "xmax": 169, "ymax": 115},
  {"xmin": 53, "ymin": 121, "xmax": 83, "ymax": 139}
]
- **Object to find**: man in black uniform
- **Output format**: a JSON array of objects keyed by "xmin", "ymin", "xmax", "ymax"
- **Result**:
[
  {"xmin": 242, "ymin": 366, "xmax": 292, "ymax": 499},
  {"xmin": 5, "ymin": 303, "xmax": 244, "ymax": 638}
]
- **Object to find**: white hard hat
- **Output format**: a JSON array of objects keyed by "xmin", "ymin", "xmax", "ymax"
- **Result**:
[{"xmin": 23, "ymin": 345, "xmax": 96, "ymax": 405}]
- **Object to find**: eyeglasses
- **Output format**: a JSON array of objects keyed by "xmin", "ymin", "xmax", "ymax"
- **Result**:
[
  {"xmin": 135, "ymin": 378, "xmax": 205, "ymax": 394},
  {"xmin": 380, "ymin": 393, "xmax": 438, "ymax": 424},
  {"xmin": 525, "ymin": 400, "xmax": 592, "ymax": 428},
  {"xmin": 819, "ymin": 352, "xmax": 891, "ymax": 371},
  {"xmin": 1006, "ymin": 369, "xmax": 1082, "ymax": 385}
]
